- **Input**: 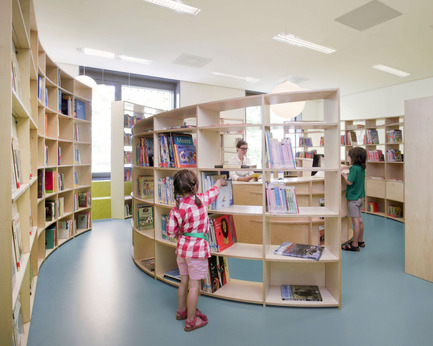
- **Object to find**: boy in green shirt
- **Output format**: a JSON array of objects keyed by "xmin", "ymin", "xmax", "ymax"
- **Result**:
[{"xmin": 341, "ymin": 147, "xmax": 367, "ymax": 252}]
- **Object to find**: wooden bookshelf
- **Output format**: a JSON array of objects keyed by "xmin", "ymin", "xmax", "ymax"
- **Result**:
[
  {"xmin": 131, "ymin": 89, "xmax": 342, "ymax": 308},
  {"xmin": 111, "ymin": 101, "xmax": 162, "ymax": 219},
  {"xmin": 404, "ymin": 96, "xmax": 433, "ymax": 283},
  {"xmin": 2, "ymin": 0, "xmax": 93, "ymax": 344},
  {"xmin": 341, "ymin": 117, "xmax": 404, "ymax": 223}
]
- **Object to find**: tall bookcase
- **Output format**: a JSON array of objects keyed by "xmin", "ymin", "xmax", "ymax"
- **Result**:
[
  {"xmin": 341, "ymin": 117, "xmax": 404, "ymax": 222},
  {"xmin": 1, "ymin": 0, "xmax": 92, "ymax": 344},
  {"xmin": 111, "ymin": 101, "xmax": 161, "ymax": 219},
  {"xmin": 131, "ymin": 89, "xmax": 342, "ymax": 308}
]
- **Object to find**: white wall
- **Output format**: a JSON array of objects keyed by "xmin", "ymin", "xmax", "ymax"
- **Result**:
[
  {"xmin": 341, "ymin": 77, "xmax": 433, "ymax": 120},
  {"xmin": 180, "ymin": 81, "xmax": 245, "ymax": 107}
]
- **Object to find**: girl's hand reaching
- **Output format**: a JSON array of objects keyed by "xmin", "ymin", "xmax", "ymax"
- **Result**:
[{"xmin": 215, "ymin": 178, "xmax": 227, "ymax": 188}]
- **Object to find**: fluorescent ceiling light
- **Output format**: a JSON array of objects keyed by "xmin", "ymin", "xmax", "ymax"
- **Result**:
[
  {"xmin": 273, "ymin": 33, "xmax": 336, "ymax": 54},
  {"xmin": 212, "ymin": 72, "xmax": 259, "ymax": 83},
  {"xmin": 372, "ymin": 64, "xmax": 410, "ymax": 77},
  {"xmin": 79, "ymin": 48, "xmax": 151, "ymax": 65},
  {"xmin": 142, "ymin": 0, "xmax": 200, "ymax": 15}
]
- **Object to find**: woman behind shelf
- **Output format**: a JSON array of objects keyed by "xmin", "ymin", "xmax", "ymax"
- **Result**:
[
  {"xmin": 341, "ymin": 147, "xmax": 367, "ymax": 252},
  {"xmin": 167, "ymin": 169, "xmax": 226, "ymax": 332},
  {"xmin": 228, "ymin": 139, "xmax": 256, "ymax": 182}
]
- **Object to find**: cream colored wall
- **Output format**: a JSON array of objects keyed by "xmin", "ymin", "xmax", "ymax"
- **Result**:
[{"xmin": 341, "ymin": 77, "xmax": 433, "ymax": 120}]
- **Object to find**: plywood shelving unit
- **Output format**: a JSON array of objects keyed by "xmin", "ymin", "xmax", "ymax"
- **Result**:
[{"xmin": 131, "ymin": 89, "xmax": 342, "ymax": 308}]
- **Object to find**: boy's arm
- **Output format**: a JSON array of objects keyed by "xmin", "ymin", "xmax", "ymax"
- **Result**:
[{"xmin": 341, "ymin": 172, "xmax": 353, "ymax": 185}]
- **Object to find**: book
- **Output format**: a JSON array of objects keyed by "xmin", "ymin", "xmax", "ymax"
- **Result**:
[
  {"xmin": 75, "ymin": 99, "xmax": 86, "ymax": 120},
  {"xmin": 37, "ymin": 169, "xmax": 45, "ymax": 198},
  {"xmin": 11, "ymin": 137, "xmax": 22, "ymax": 189},
  {"xmin": 76, "ymin": 212, "xmax": 90, "ymax": 229},
  {"xmin": 137, "ymin": 176, "xmax": 154, "ymax": 199},
  {"xmin": 214, "ymin": 179, "xmax": 233, "ymax": 210},
  {"xmin": 137, "ymin": 204, "xmax": 154, "ymax": 231},
  {"xmin": 11, "ymin": 213, "xmax": 23, "ymax": 271},
  {"xmin": 281, "ymin": 284, "xmax": 322, "ymax": 301},
  {"xmin": 164, "ymin": 268, "xmax": 181, "ymax": 282},
  {"xmin": 274, "ymin": 242, "xmax": 324, "ymax": 260},
  {"xmin": 45, "ymin": 169, "xmax": 54, "ymax": 193},
  {"xmin": 212, "ymin": 215, "xmax": 234, "ymax": 252},
  {"xmin": 172, "ymin": 133, "xmax": 197, "ymax": 167},
  {"xmin": 202, "ymin": 255, "xmax": 230, "ymax": 293},
  {"xmin": 45, "ymin": 225, "xmax": 56, "ymax": 249},
  {"xmin": 140, "ymin": 257, "xmax": 155, "ymax": 272}
]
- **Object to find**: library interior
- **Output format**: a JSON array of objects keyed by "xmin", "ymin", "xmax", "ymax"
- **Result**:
[{"xmin": 2, "ymin": 0, "xmax": 433, "ymax": 345}]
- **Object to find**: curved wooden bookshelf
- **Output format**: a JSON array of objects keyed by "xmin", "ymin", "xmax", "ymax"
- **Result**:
[{"xmin": 131, "ymin": 89, "xmax": 342, "ymax": 308}]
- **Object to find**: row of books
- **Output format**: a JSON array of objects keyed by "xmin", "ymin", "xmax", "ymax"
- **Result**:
[
  {"xmin": 299, "ymin": 137, "xmax": 313, "ymax": 147},
  {"xmin": 136, "ymin": 136, "xmax": 154, "ymax": 167},
  {"xmin": 74, "ymin": 148, "xmax": 81, "ymax": 165},
  {"xmin": 365, "ymin": 129, "xmax": 379, "ymax": 145},
  {"xmin": 46, "ymin": 198, "xmax": 65, "ymax": 222},
  {"xmin": 387, "ymin": 149, "xmax": 403, "ymax": 162},
  {"xmin": 124, "ymin": 167, "xmax": 132, "ymax": 182},
  {"xmin": 201, "ymin": 172, "xmax": 234, "ymax": 210},
  {"xmin": 124, "ymin": 132, "xmax": 133, "ymax": 146},
  {"xmin": 386, "ymin": 129, "xmax": 403, "ymax": 143},
  {"xmin": 295, "ymin": 150, "xmax": 316, "ymax": 158},
  {"xmin": 124, "ymin": 151, "xmax": 132, "ymax": 165},
  {"xmin": 208, "ymin": 214, "xmax": 237, "ymax": 252},
  {"xmin": 367, "ymin": 201, "xmax": 379, "ymax": 213},
  {"xmin": 265, "ymin": 132, "xmax": 296, "ymax": 169},
  {"xmin": 124, "ymin": 113, "xmax": 140, "ymax": 128},
  {"xmin": 367, "ymin": 149, "xmax": 384, "ymax": 162},
  {"xmin": 157, "ymin": 177, "xmax": 175, "ymax": 205},
  {"xmin": 388, "ymin": 205, "xmax": 403, "ymax": 218},
  {"xmin": 265, "ymin": 183, "xmax": 299, "ymax": 214},
  {"xmin": 158, "ymin": 133, "xmax": 197, "ymax": 168}
]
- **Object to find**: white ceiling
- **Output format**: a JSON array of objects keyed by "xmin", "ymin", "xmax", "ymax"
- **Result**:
[{"xmin": 33, "ymin": 0, "xmax": 433, "ymax": 96}]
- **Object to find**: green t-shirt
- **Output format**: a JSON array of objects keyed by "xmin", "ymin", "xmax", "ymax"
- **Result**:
[{"xmin": 346, "ymin": 164, "xmax": 365, "ymax": 200}]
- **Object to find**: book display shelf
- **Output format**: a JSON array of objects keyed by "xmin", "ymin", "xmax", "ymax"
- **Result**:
[
  {"xmin": 131, "ymin": 89, "xmax": 342, "ymax": 308},
  {"xmin": 111, "ymin": 101, "xmax": 162, "ymax": 219},
  {"xmin": 341, "ymin": 117, "xmax": 404, "ymax": 222},
  {"xmin": 1, "ymin": 0, "xmax": 92, "ymax": 344}
]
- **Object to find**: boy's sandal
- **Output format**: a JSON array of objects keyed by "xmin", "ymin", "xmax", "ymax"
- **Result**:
[
  {"xmin": 176, "ymin": 308, "xmax": 207, "ymax": 321},
  {"xmin": 349, "ymin": 240, "xmax": 365, "ymax": 248},
  {"xmin": 342, "ymin": 243, "xmax": 360, "ymax": 252},
  {"xmin": 184, "ymin": 314, "xmax": 208, "ymax": 332}
]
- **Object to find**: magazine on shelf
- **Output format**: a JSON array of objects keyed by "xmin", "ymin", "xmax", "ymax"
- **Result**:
[
  {"xmin": 274, "ymin": 242, "xmax": 324, "ymax": 260},
  {"xmin": 281, "ymin": 284, "xmax": 323, "ymax": 301},
  {"xmin": 137, "ymin": 204, "xmax": 154, "ymax": 231},
  {"xmin": 172, "ymin": 133, "xmax": 197, "ymax": 167},
  {"xmin": 164, "ymin": 268, "xmax": 181, "ymax": 282},
  {"xmin": 137, "ymin": 176, "xmax": 154, "ymax": 199}
]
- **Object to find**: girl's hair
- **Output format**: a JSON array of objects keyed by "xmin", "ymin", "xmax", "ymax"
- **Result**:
[
  {"xmin": 236, "ymin": 139, "xmax": 248, "ymax": 149},
  {"xmin": 173, "ymin": 169, "xmax": 202, "ymax": 208},
  {"xmin": 348, "ymin": 147, "xmax": 367, "ymax": 170}
]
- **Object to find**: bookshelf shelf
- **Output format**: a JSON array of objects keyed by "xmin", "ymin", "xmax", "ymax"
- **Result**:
[
  {"xmin": 3, "ymin": 1, "xmax": 93, "ymax": 343},
  {"xmin": 341, "ymin": 116, "xmax": 404, "ymax": 222},
  {"xmin": 131, "ymin": 89, "xmax": 342, "ymax": 308}
]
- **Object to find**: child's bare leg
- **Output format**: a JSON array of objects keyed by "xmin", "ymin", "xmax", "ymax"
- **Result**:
[
  {"xmin": 359, "ymin": 217, "xmax": 364, "ymax": 243},
  {"xmin": 186, "ymin": 279, "xmax": 203, "ymax": 324},
  {"xmin": 352, "ymin": 217, "xmax": 362, "ymax": 247},
  {"xmin": 178, "ymin": 275, "xmax": 189, "ymax": 313}
]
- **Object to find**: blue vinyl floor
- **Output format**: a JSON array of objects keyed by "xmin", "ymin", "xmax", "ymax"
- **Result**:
[{"xmin": 28, "ymin": 215, "xmax": 433, "ymax": 346}]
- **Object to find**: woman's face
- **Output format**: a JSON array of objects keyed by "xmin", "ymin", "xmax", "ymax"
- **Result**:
[{"xmin": 237, "ymin": 144, "xmax": 248, "ymax": 158}]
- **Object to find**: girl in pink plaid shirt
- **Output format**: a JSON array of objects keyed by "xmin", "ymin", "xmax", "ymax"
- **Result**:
[{"xmin": 168, "ymin": 169, "xmax": 226, "ymax": 332}]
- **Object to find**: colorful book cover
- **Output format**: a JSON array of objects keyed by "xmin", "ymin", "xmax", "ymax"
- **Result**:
[
  {"xmin": 137, "ymin": 204, "xmax": 154, "ymax": 231},
  {"xmin": 282, "ymin": 285, "xmax": 323, "ymax": 301},
  {"xmin": 164, "ymin": 268, "xmax": 181, "ymax": 282},
  {"xmin": 172, "ymin": 133, "xmax": 197, "ymax": 167},
  {"xmin": 274, "ymin": 242, "xmax": 324, "ymax": 261},
  {"xmin": 214, "ymin": 178, "xmax": 233, "ymax": 210},
  {"xmin": 138, "ymin": 176, "xmax": 154, "ymax": 199},
  {"xmin": 213, "ymin": 215, "xmax": 233, "ymax": 252},
  {"xmin": 208, "ymin": 256, "xmax": 221, "ymax": 293},
  {"xmin": 45, "ymin": 170, "xmax": 54, "ymax": 193}
]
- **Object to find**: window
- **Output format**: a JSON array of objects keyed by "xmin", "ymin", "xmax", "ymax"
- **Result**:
[{"xmin": 79, "ymin": 67, "xmax": 178, "ymax": 179}]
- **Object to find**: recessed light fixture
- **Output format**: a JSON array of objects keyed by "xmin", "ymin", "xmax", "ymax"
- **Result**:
[
  {"xmin": 78, "ymin": 48, "xmax": 152, "ymax": 65},
  {"xmin": 372, "ymin": 64, "xmax": 410, "ymax": 77},
  {"xmin": 142, "ymin": 0, "xmax": 200, "ymax": 15},
  {"xmin": 212, "ymin": 72, "xmax": 259, "ymax": 83},
  {"xmin": 273, "ymin": 33, "xmax": 336, "ymax": 54}
]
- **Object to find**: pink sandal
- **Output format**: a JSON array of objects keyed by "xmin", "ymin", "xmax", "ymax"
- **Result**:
[
  {"xmin": 176, "ymin": 308, "xmax": 207, "ymax": 321},
  {"xmin": 184, "ymin": 311, "xmax": 208, "ymax": 332}
]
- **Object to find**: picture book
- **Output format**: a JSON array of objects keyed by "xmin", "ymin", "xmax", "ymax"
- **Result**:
[
  {"xmin": 140, "ymin": 257, "xmax": 155, "ymax": 272},
  {"xmin": 164, "ymin": 268, "xmax": 181, "ymax": 282},
  {"xmin": 281, "ymin": 284, "xmax": 322, "ymax": 301},
  {"xmin": 172, "ymin": 133, "xmax": 197, "ymax": 167},
  {"xmin": 214, "ymin": 179, "xmax": 233, "ymax": 210},
  {"xmin": 212, "ymin": 214, "xmax": 234, "ymax": 252},
  {"xmin": 138, "ymin": 176, "xmax": 154, "ymax": 199},
  {"xmin": 11, "ymin": 213, "xmax": 22, "ymax": 270},
  {"xmin": 203, "ymin": 255, "xmax": 230, "ymax": 293},
  {"xmin": 11, "ymin": 137, "xmax": 22, "ymax": 189},
  {"xmin": 274, "ymin": 242, "xmax": 324, "ymax": 261},
  {"xmin": 76, "ymin": 212, "xmax": 90, "ymax": 229},
  {"xmin": 137, "ymin": 204, "xmax": 154, "ymax": 231}
]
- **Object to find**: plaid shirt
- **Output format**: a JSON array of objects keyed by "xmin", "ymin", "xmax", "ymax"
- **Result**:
[{"xmin": 168, "ymin": 186, "xmax": 219, "ymax": 259}]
